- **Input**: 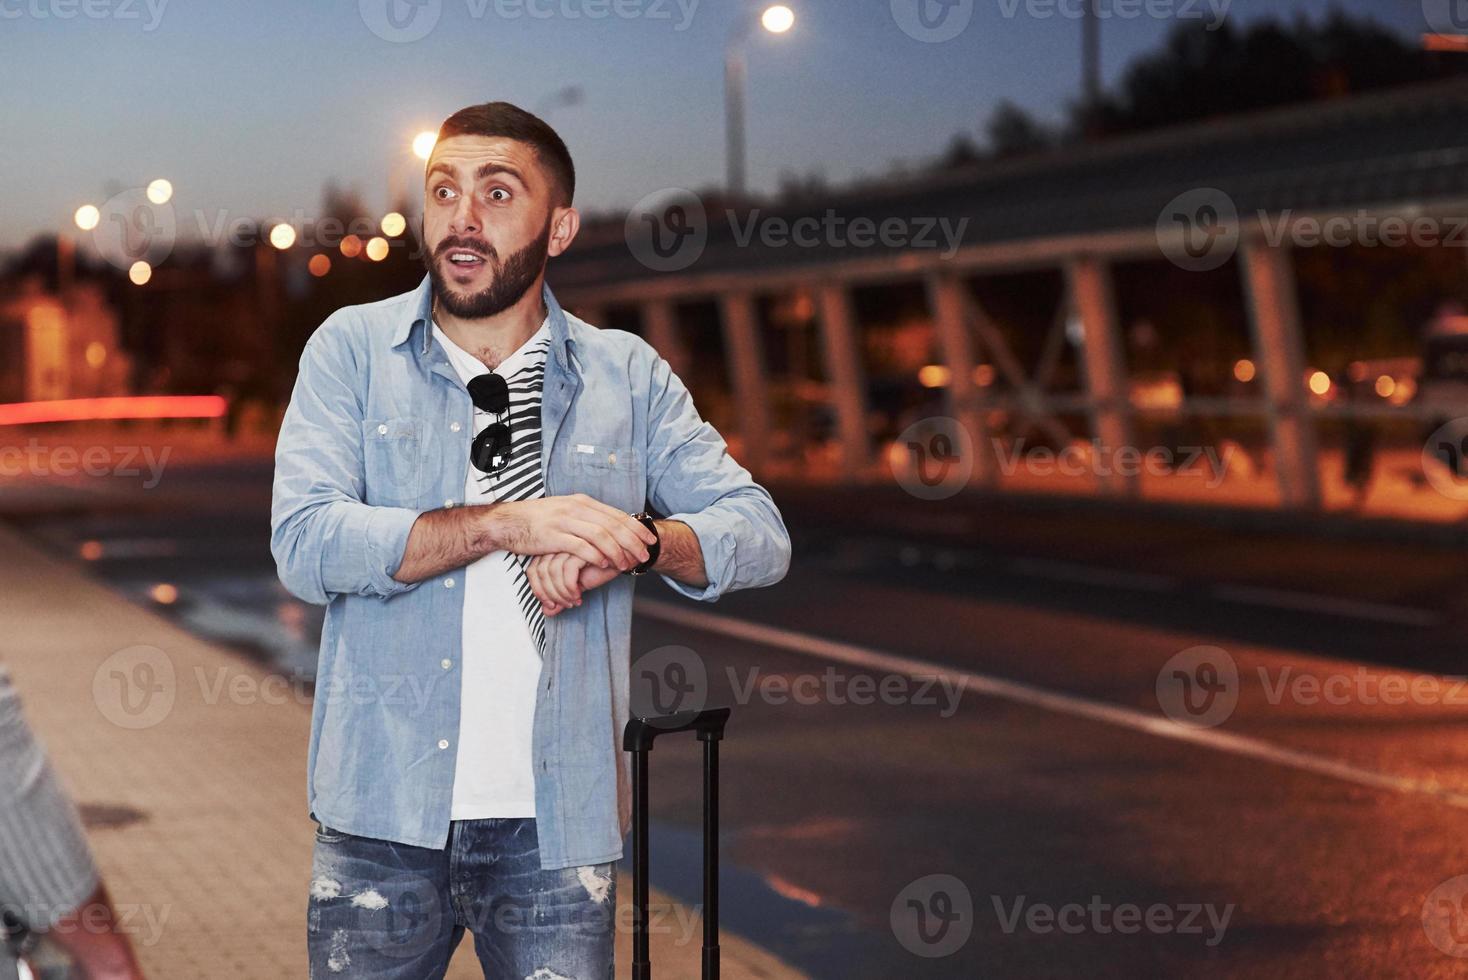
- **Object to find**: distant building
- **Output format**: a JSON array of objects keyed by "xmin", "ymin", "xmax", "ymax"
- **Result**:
[{"xmin": 0, "ymin": 277, "xmax": 131, "ymax": 403}]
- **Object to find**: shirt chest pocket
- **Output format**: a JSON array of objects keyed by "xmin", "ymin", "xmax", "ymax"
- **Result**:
[
  {"xmin": 566, "ymin": 443, "xmax": 643, "ymax": 512},
  {"xmin": 363, "ymin": 417, "xmax": 423, "ymax": 507}
]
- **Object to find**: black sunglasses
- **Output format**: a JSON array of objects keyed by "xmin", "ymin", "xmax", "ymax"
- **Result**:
[{"xmin": 467, "ymin": 372, "xmax": 512, "ymax": 475}]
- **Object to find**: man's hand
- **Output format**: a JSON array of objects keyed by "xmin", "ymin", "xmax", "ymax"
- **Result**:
[
  {"xmin": 527, "ymin": 552, "xmax": 620, "ymax": 616},
  {"xmin": 394, "ymin": 493, "xmax": 654, "ymax": 585},
  {"xmin": 495, "ymin": 494, "xmax": 654, "ymax": 570}
]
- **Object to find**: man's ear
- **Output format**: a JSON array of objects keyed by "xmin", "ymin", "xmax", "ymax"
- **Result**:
[{"xmin": 548, "ymin": 205, "xmax": 580, "ymax": 258}]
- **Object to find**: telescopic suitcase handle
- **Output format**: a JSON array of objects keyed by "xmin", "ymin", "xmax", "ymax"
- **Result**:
[{"xmin": 623, "ymin": 706, "xmax": 731, "ymax": 980}]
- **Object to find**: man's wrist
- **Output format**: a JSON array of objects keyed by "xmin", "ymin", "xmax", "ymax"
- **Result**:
[{"xmin": 468, "ymin": 502, "xmax": 508, "ymax": 554}]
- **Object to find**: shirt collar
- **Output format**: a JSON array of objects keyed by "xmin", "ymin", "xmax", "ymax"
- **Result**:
[{"xmin": 393, "ymin": 274, "xmax": 575, "ymax": 370}]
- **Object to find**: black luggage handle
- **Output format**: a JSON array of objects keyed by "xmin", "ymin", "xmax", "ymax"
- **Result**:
[{"xmin": 623, "ymin": 706, "xmax": 731, "ymax": 980}]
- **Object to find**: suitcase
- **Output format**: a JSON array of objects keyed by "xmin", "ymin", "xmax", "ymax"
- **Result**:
[{"xmin": 623, "ymin": 705, "xmax": 731, "ymax": 980}]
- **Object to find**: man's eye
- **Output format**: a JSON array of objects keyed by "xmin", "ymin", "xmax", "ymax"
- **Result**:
[
  {"xmin": 435, "ymin": 186, "xmax": 455, "ymax": 200},
  {"xmin": 489, "ymin": 188, "xmax": 510, "ymax": 202}
]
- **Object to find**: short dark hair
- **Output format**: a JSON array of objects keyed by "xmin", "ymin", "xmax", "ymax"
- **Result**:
[{"xmin": 436, "ymin": 102, "xmax": 576, "ymax": 206}]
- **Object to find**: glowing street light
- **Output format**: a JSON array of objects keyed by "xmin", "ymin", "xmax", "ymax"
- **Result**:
[
  {"xmin": 269, "ymin": 223, "xmax": 297, "ymax": 250},
  {"xmin": 412, "ymin": 131, "xmax": 437, "ymax": 161},
  {"xmin": 146, "ymin": 178, "xmax": 173, "ymax": 205},
  {"xmin": 381, "ymin": 212, "xmax": 407, "ymax": 237},
  {"xmin": 73, "ymin": 204, "xmax": 100, "ymax": 231},
  {"xmin": 365, "ymin": 236, "xmax": 390, "ymax": 261},
  {"xmin": 761, "ymin": 4, "xmax": 794, "ymax": 33},
  {"xmin": 727, "ymin": 4, "xmax": 797, "ymax": 197},
  {"xmin": 128, "ymin": 260, "xmax": 152, "ymax": 286}
]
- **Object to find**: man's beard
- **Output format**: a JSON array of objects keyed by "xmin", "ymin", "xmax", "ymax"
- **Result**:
[{"xmin": 425, "ymin": 220, "xmax": 551, "ymax": 319}]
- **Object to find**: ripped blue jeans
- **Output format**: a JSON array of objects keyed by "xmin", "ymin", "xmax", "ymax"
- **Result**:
[{"xmin": 307, "ymin": 818, "xmax": 615, "ymax": 979}]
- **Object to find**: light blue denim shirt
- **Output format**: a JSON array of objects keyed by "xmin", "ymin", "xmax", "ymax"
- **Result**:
[{"xmin": 270, "ymin": 275, "xmax": 790, "ymax": 870}]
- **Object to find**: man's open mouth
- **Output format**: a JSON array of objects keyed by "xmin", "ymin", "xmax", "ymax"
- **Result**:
[{"xmin": 445, "ymin": 250, "xmax": 487, "ymax": 269}]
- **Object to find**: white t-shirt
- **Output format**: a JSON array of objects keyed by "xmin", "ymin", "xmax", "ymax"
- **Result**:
[{"xmin": 433, "ymin": 318, "xmax": 552, "ymax": 820}]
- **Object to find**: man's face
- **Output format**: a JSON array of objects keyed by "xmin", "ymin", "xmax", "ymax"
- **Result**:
[{"xmin": 421, "ymin": 134, "xmax": 567, "ymax": 319}]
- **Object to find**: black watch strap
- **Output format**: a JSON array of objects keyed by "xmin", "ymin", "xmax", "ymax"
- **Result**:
[{"xmin": 626, "ymin": 512, "xmax": 660, "ymax": 576}]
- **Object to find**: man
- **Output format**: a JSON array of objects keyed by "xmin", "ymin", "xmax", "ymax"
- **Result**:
[{"xmin": 271, "ymin": 102, "xmax": 790, "ymax": 978}]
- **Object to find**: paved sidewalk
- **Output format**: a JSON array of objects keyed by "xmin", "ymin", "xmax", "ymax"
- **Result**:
[{"xmin": 0, "ymin": 522, "xmax": 802, "ymax": 979}]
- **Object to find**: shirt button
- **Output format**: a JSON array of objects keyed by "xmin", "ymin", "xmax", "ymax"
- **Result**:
[
  {"xmin": 444, "ymin": 578, "xmax": 456, "ymax": 589},
  {"xmin": 441, "ymin": 659, "xmax": 453, "ymax": 670},
  {"xmin": 438, "ymin": 739, "xmax": 449, "ymax": 750},
  {"xmin": 377, "ymin": 424, "xmax": 388, "ymax": 435},
  {"xmin": 450, "ymin": 421, "xmax": 462, "ymax": 433},
  {"xmin": 444, "ymin": 499, "xmax": 455, "ymax": 509}
]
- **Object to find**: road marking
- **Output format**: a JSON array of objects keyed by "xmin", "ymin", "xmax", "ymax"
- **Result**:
[
  {"xmin": 635, "ymin": 598, "xmax": 1468, "ymax": 809},
  {"xmin": 1211, "ymin": 584, "xmax": 1443, "ymax": 629}
]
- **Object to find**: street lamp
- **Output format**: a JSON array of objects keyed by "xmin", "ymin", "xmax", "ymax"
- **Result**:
[{"xmin": 726, "ymin": 3, "xmax": 795, "ymax": 199}]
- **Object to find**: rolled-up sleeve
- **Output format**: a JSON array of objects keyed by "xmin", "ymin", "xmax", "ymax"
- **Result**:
[
  {"xmin": 0, "ymin": 670, "xmax": 99, "ymax": 929},
  {"xmin": 271, "ymin": 319, "xmax": 421, "ymax": 606},
  {"xmin": 643, "ymin": 350, "xmax": 791, "ymax": 601}
]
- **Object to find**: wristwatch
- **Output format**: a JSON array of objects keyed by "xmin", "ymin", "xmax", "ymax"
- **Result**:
[{"xmin": 626, "ymin": 512, "xmax": 660, "ymax": 576}]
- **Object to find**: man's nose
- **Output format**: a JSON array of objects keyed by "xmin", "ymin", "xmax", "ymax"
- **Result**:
[{"xmin": 448, "ymin": 196, "xmax": 480, "ymax": 237}]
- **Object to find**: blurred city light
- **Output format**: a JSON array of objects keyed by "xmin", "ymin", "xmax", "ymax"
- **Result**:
[
  {"xmin": 128, "ymin": 260, "xmax": 152, "ymax": 285},
  {"xmin": 1234, "ymin": 358, "xmax": 1256, "ymax": 383},
  {"xmin": 73, "ymin": 204, "xmax": 99, "ymax": 231},
  {"xmin": 149, "ymin": 583, "xmax": 179, "ymax": 605},
  {"xmin": 1308, "ymin": 370, "xmax": 1331, "ymax": 396},
  {"xmin": 761, "ymin": 4, "xmax": 795, "ymax": 34},
  {"xmin": 85, "ymin": 342, "xmax": 107, "ymax": 368},
  {"xmin": 412, "ymin": 131, "xmax": 436, "ymax": 161},
  {"xmin": 1375, "ymin": 375, "xmax": 1396, "ymax": 398},
  {"xmin": 365, "ymin": 236, "xmax": 389, "ymax": 261},
  {"xmin": 381, "ymin": 212, "xmax": 406, "ymax": 237},
  {"xmin": 78, "ymin": 541, "xmax": 103, "ymax": 562},
  {"xmin": 146, "ymin": 179, "xmax": 173, "ymax": 205},
  {"xmin": 918, "ymin": 364, "xmax": 950, "ymax": 388},
  {"xmin": 269, "ymin": 223, "xmax": 297, "ymax": 250},
  {"xmin": 0, "ymin": 396, "xmax": 227, "ymax": 426},
  {"xmin": 308, "ymin": 254, "xmax": 331, "ymax": 277},
  {"xmin": 340, "ymin": 234, "xmax": 363, "ymax": 258}
]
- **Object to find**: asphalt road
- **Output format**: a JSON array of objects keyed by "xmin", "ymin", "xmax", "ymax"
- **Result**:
[{"xmin": 8, "ymin": 459, "xmax": 1468, "ymax": 977}]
